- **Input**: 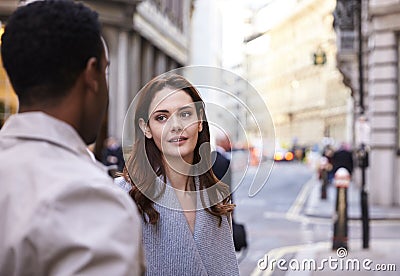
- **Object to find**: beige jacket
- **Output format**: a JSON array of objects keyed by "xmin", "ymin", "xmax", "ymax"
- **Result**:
[{"xmin": 0, "ymin": 112, "xmax": 145, "ymax": 276}]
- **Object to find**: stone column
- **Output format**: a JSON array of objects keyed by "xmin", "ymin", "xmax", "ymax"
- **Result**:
[
  {"xmin": 105, "ymin": 28, "xmax": 129, "ymax": 141},
  {"xmin": 141, "ymin": 39, "xmax": 154, "ymax": 86},
  {"xmin": 368, "ymin": 21, "xmax": 398, "ymax": 206},
  {"xmin": 154, "ymin": 49, "xmax": 168, "ymax": 76}
]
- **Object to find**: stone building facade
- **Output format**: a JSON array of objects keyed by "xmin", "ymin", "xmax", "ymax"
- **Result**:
[
  {"xmin": 335, "ymin": 0, "xmax": 400, "ymax": 206},
  {"xmin": 245, "ymin": 0, "xmax": 352, "ymax": 149}
]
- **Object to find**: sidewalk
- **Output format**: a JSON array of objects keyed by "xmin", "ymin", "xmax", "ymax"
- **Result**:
[
  {"xmin": 250, "ymin": 174, "xmax": 400, "ymax": 276},
  {"xmin": 304, "ymin": 175, "xmax": 400, "ymax": 220},
  {"xmin": 309, "ymin": 239, "xmax": 399, "ymax": 275},
  {"xmin": 300, "ymin": 175, "xmax": 400, "ymax": 275},
  {"xmin": 252, "ymin": 239, "xmax": 400, "ymax": 276}
]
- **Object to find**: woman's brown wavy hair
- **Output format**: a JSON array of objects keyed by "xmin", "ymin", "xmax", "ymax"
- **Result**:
[{"xmin": 122, "ymin": 74, "xmax": 234, "ymax": 225}]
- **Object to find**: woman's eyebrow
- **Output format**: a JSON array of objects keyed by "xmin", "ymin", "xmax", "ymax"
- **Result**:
[
  {"xmin": 152, "ymin": 109, "xmax": 169, "ymax": 114},
  {"xmin": 152, "ymin": 105, "xmax": 194, "ymax": 115},
  {"xmin": 178, "ymin": 105, "xmax": 194, "ymax": 111}
]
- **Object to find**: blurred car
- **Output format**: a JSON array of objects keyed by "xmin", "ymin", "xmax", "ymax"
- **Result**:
[{"xmin": 274, "ymin": 148, "xmax": 294, "ymax": 162}]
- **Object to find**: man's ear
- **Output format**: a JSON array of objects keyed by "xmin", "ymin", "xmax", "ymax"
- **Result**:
[
  {"xmin": 84, "ymin": 57, "xmax": 99, "ymax": 92},
  {"xmin": 139, "ymin": 118, "xmax": 152, "ymax": 139}
]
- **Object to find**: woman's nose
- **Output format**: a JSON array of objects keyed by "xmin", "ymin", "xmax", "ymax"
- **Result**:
[{"xmin": 169, "ymin": 113, "xmax": 183, "ymax": 132}]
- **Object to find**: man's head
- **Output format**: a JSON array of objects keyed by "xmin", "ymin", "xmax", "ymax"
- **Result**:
[{"xmin": 1, "ymin": 0, "xmax": 109, "ymax": 144}]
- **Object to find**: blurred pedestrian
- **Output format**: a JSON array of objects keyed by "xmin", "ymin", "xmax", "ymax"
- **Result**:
[
  {"xmin": 0, "ymin": 1, "xmax": 144, "ymax": 275},
  {"xmin": 102, "ymin": 136, "xmax": 125, "ymax": 175},
  {"xmin": 321, "ymin": 145, "xmax": 334, "ymax": 184},
  {"xmin": 116, "ymin": 74, "xmax": 239, "ymax": 276},
  {"xmin": 211, "ymin": 132, "xmax": 248, "ymax": 253},
  {"xmin": 212, "ymin": 131, "xmax": 232, "ymax": 189},
  {"xmin": 332, "ymin": 142, "xmax": 354, "ymax": 176}
]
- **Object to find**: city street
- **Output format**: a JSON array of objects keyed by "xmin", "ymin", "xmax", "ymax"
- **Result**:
[
  {"xmin": 233, "ymin": 161, "xmax": 319, "ymax": 275},
  {"xmin": 1, "ymin": 1, "xmax": 400, "ymax": 275},
  {"xmin": 232, "ymin": 159, "xmax": 400, "ymax": 275}
]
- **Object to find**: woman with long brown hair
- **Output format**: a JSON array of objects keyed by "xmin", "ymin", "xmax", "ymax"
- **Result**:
[{"xmin": 116, "ymin": 74, "xmax": 239, "ymax": 275}]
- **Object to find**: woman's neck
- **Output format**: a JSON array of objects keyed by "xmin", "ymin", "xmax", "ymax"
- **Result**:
[
  {"xmin": 164, "ymin": 165, "xmax": 188, "ymax": 190},
  {"xmin": 164, "ymin": 157, "xmax": 197, "ymax": 229},
  {"xmin": 163, "ymin": 157, "xmax": 192, "ymax": 191}
]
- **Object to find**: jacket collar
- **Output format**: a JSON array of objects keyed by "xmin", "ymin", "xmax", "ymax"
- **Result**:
[{"xmin": 0, "ymin": 112, "xmax": 92, "ymax": 160}]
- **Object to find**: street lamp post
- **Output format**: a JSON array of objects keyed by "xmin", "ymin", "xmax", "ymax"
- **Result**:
[
  {"xmin": 356, "ymin": 0, "xmax": 369, "ymax": 250},
  {"xmin": 358, "ymin": 143, "xmax": 369, "ymax": 249},
  {"xmin": 357, "ymin": 0, "xmax": 364, "ymax": 114},
  {"xmin": 334, "ymin": 0, "xmax": 369, "ymax": 249},
  {"xmin": 356, "ymin": 115, "xmax": 370, "ymax": 249}
]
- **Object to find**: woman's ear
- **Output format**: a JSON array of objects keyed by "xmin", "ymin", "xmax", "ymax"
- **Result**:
[
  {"xmin": 198, "ymin": 109, "xmax": 204, "ymax": 132},
  {"xmin": 139, "ymin": 118, "xmax": 152, "ymax": 139}
]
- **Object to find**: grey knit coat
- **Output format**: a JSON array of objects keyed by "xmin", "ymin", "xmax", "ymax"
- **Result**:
[{"xmin": 115, "ymin": 176, "xmax": 240, "ymax": 276}]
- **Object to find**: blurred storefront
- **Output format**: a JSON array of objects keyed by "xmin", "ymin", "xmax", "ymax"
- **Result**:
[
  {"xmin": 335, "ymin": 0, "xmax": 400, "ymax": 206},
  {"xmin": 0, "ymin": 0, "xmax": 193, "ymax": 158}
]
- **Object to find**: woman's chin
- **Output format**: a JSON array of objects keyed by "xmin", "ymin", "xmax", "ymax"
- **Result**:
[{"xmin": 163, "ymin": 152, "xmax": 194, "ymax": 164}]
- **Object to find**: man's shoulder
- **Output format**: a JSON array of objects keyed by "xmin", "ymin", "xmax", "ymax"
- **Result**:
[{"xmin": 0, "ymin": 139, "xmax": 120, "ymax": 199}]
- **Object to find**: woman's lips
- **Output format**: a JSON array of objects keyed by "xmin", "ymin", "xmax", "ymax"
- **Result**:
[{"xmin": 168, "ymin": 136, "xmax": 188, "ymax": 143}]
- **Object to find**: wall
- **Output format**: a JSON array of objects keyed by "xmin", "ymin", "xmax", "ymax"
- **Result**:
[{"xmin": 246, "ymin": 0, "xmax": 352, "ymax": 148}]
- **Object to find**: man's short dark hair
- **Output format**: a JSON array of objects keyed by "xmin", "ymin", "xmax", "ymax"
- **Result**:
[{"xmin": 1, "ymin": 0, "xmax": 103, "ymax": 106}]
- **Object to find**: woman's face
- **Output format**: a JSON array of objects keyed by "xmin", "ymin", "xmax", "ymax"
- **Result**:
[{"xmin": 140, "ymin": 88, "xmax": 203, "ymax": 164}]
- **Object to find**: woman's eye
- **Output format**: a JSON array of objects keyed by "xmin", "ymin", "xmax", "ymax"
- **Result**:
[
  {"xmin": 155, "ymin": 115, "xmax": 167, "ymax": 121},
  {"xmin": 181, "ymin": 111, "xmax": 192, "ymax": 118}
]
